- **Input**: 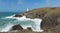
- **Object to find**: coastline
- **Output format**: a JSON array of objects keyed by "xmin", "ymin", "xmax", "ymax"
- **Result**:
[{"xmin": 1, "ymin": 7, "xmax": 60, "ymax": 33}]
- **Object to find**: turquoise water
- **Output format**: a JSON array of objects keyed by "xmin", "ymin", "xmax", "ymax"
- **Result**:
[
  {"xmin": 0, "ymin": 12, "xmax": 35, "ymax": 32},
  {"xmin": 0, "ymin": 12, "xmax": 43, "ymax": 32},
  {"xmin": 0, "ymin": 12, "xmax": 18, "ymax": 28}
]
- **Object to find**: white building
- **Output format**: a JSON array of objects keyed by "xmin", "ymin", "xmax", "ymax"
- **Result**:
[{"xmin": 27, "ymin": 8, "xmax": 29, "ymax": 11}]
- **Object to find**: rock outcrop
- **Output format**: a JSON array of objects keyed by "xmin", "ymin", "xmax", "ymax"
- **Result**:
[
  {"xmin": 10, "ymin": 24, "xmax": 23, "ymax": 31},
  {"xmin": 14, "ymin": 14, "xmax": 23, "ymax": 17},
  {"xmin": 27, "ymin": 27, "xmax": 32, "ymax": 31}
]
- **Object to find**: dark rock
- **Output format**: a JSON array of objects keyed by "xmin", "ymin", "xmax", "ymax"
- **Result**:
[
  {"xmin": 10, "ymin": 24, "xmax": 23, "ymax": 31},
  {"xmin": 27, "ymin": 27, "xmax": 32, "ymax": 31},
  {"xmin": 50, "ymin": 7, "xmax": 56, "ymax": 9},
  {"xmin": 14, "ymin": 14, "xmax": 22, "ymax": 17}
]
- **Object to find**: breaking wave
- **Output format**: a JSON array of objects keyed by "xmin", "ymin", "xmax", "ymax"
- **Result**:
[
  {"xmin": 1, "ymin": 15, "xmax": 43, "ymax": 32},
  {"xmin": 1, "ymin": 23, "xmax": 14, "ymax": 32}
]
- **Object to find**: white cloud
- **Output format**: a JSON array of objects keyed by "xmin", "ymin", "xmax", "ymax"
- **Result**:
[{"xmin": 17, "ymin": 0, "xmax": 24, "ymax": 5}]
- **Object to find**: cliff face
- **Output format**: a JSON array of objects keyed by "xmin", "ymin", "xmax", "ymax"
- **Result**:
[
  {"xmin": 13, "ymin": 7, "xmax": 60, "ymax": 33},
  {"xmin": 14, "ymin": 7, "xmax": 60, "ymax": 27}
]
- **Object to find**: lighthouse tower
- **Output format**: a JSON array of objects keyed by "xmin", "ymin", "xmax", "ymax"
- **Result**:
[{"xmin": 27, "ymin": 8, "xmax": 29, "ymax": 11}]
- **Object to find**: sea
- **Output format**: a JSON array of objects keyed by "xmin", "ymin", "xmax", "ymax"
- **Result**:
[{"xmin": 0, "ymin": 12, "xmax": 43, "ymax": 32}]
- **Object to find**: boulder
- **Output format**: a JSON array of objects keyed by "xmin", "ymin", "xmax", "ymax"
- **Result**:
[
  {"xmin": 10, "ymin": 24, "xmax": 23, "ymax": 31},
  {"xmin": 27, "ymin": 27, "xmax": 32, "ymax": 31},
  {"xmin": 14, "ymin": 14, "xmax": 22, "ymax": 17}
]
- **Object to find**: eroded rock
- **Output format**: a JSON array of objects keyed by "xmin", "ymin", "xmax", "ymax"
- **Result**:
[
  {"xmin": 14, "ymin": 14, "xmax": 22, "ymax": 17},
  {"xmin": 10, "ymin": 24, "xmax": 23, "ymax": 31}
]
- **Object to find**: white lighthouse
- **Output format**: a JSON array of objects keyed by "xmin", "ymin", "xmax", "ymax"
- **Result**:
[{"xmin": 27, "ymin": 8, "xmax": 29, "ymax": 11}]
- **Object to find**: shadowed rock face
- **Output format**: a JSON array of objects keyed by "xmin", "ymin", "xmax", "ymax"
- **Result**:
[
  {"xmin": 10, "ymin": 25, "xmax": 23, "ymax": 31},
  {"xmin": 10, "ymin": 25, "xmax": 32, "ymax": 31},
  {"xmin": 27, "ymin": 27, "xmax": 32, "ymax": 31},
  {"xmin": 14, "ymin": 14, "xmax": 22, "ymax": 17}
]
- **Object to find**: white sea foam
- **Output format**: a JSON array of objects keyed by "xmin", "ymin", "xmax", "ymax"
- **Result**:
[
  {"xmin": 4, "ymin": 15, "xmax": 44, "ymax": 32},
  {"xmin": 22, "ymin": 25, "xmax": 32, "ymax": 29},
  {"xmin": 5, "ymin": 14, "xmax": 15, "ymax": 18},
  {"xmin": 1, "ymin": 23, "xmax": 14, "ymax": 32},
  {"xmin": 32, "ymin": 19, "xmax": 43, "ymax": 32}
]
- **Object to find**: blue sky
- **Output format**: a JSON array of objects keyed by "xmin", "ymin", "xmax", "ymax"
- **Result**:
[{"xmin": 0, "ymin": 0, "xmax": 60, "ymax": 12}]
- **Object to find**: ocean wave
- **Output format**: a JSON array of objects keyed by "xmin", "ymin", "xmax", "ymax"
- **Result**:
[
  {"xmin": 0, "ymin": 14, "xmax": 15, "ymax": 19},
  {"xmin": 1, "ymin": 23, "xmax": 14, "ymax": 32},
  {"xmin": 1, "ymin": 14, "xmax": 44, "ymax": 32}
]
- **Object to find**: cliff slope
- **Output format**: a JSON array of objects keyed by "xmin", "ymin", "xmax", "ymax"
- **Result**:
[{"xmin": 11, "ymin": 7, "xmax": 60, "ymax": 33}]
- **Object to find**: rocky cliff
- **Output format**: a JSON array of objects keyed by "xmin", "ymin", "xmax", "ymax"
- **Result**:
[
  {"xmin": 14, "ymin": 7, "xmax": 60, "ymax": 28},
  {"xmin": 1, "ymin": 7, "xmax": 60, "ymax": 33},
  {"xmin": 13, "ymin": 7, "xmax": 60, "ymax": 33}
]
